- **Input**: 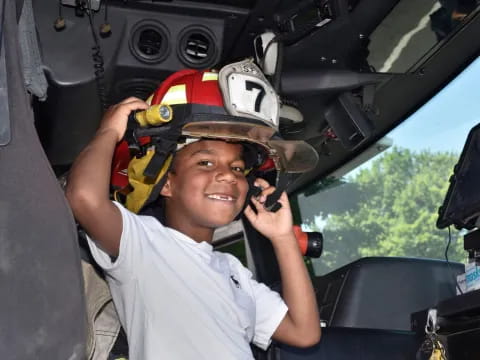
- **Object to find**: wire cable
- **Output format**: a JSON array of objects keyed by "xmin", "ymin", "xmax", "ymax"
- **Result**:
[
  {"xmin": 260, "ymin": 35, "xmax": 285, "ymax": 93},
  {"xmin": 272, "ymin": 40, "xmax": 283, "ymax": 93},
  {"xmin": 445, "ymin": 226, "xmax": 463, "ymax": 295},
  {"xmin": 261, "ymin": 37, "xmax": 277, "ymax": 68},
  {"xmin": 58, "ymin": 0, "xmax": 63, "ymax": 18},
  {"xmin": 104, "ymin": 0, "xmax": 108, "ymax": 23},
  {"xmin": 86, "ymin": 0, "xmax": 108, "ymax": 110}
]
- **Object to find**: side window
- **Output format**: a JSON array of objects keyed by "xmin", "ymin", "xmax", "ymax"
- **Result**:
[{"xmin": 294, "ymin": 58, "xmax": 480, "ymax": 276}]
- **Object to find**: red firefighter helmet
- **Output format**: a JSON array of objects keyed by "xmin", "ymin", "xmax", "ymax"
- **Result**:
[{"xmin": 112, "ymin": 59, "xmax": 318, "ymax": 213}]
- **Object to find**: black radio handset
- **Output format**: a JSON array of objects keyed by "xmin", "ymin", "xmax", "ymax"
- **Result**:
[
  {"xmin": 264, "ymin": 188, "xmax": 283, "ymax": 212},
  {"xmin": 263, "ymin": 172, "xmax": 292, "ymax": 212},
  {"xmin": 246, "ymin": 176, "xmax": 262, "ymax": 206},
  {"xmin": 246, "ymin": 176, "xmax": 283, "ymax": 213}
]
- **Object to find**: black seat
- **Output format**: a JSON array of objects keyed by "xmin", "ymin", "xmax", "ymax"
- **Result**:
[{"xmin": 315, "ymin": 257, "xmax": 463, "ymax": 331}]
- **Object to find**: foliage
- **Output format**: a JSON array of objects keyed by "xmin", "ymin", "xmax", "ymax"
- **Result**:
[{"xmin": 303, "ymin": 147, "xmax": 466, "ymax": 274}]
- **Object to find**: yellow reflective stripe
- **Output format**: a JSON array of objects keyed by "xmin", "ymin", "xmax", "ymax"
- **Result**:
[
  {"xmin": 202, "ymin": 72, "xmax": 218, "ymax": 81},
  {"xmin": 160, "ymin": 84, "xmax": 187, "ymax": 105},
  {"xmin": 126, "ymin": 149, "xmax": 173, "ymax": 213}
]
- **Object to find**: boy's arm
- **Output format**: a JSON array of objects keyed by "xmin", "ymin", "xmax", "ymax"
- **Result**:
[
  {"xmin": 243, "ymin": 178, "xmax": 321, "ymax": 348},
  {"xmin": 65, "ymin": 98, "xmax": 148, "ymax": 257},
  {"xmin": 268, "ymin": 231, "xmax": 320, "ymax": 347}
]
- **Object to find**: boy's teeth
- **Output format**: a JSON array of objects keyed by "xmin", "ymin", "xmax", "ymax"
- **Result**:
[{"xmin": 208, "ymin": 194, "xmax": 234, "ymax": 201}]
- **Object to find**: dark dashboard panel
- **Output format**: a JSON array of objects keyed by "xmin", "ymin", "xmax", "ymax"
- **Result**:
[
  {"xmin": 34, "ymin": 1, "xmax": 237, "ymax": 166},
  {"xmin": 33, "ymin": 0, "xmax": 392, "ymax": 169}
]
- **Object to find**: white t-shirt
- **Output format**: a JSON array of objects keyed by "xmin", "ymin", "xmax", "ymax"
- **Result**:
[{"xmin": 87, "ymin": 202, "xmax": 288, "ymax": 360}]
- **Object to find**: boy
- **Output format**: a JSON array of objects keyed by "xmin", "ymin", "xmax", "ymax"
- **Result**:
[{"xmin": 66, "ymin": 60, "xmax": 320, "ymax": 359}]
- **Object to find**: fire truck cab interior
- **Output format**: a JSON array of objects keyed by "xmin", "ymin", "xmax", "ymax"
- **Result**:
[{"xmin": 1, "ymin": 0, "xmax": 480, "ymax": 359}]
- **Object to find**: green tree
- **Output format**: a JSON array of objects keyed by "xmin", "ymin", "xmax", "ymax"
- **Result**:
[{"xmin": 304, "ymin": 147, "xmax": 465, "ymax": 274}]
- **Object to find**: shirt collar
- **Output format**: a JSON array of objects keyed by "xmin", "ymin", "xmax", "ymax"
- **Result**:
[{"xmin": 165, "ymin": 226, "xmax": 214, "ymax": 253}]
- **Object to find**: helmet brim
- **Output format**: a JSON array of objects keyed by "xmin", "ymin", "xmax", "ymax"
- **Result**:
[{"xmin": 182, "ymin": 120, "xmax": 319, "ymax": 173}]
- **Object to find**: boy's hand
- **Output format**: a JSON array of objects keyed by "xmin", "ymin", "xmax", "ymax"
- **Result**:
[
  {"xmin": 243, "ymin": 178, "xmax": 295, "ymax": 246},
  {"xmin": 98, "ymin": 97, "xmax": 149, "ymax": 142},
  {"xmin": 245, "ymin": 178, "xmax": 321, "ymax": 348}
]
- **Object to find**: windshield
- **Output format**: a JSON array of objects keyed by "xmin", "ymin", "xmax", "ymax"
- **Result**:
[
  {"xmin": 295, "ymin": 56, "xmax": 480, "ymax": 276},
  {"xmin": 367, "ymin": 0, "xmax": 478, "ymax": 73}
]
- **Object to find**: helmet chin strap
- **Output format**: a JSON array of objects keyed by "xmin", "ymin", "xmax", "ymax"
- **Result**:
[
  {"xmin": 235, "ymin": 172, "xmax": 287, "ymax": 221},
  {"xmin": 264, "ymin": 171, "xmax": 291, "ymax": 212}
]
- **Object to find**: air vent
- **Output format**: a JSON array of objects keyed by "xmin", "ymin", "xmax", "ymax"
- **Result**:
[
  {"xmin": 138, "ymin": 29, "xmax": 163, "ymax": 56},
  {"xmin": 129, "ymin": 20, "xmax": 170, "ymax": 64},
  {"xmin": 177, "ymin": 26, "xmax": 217, "ymax": 68}
]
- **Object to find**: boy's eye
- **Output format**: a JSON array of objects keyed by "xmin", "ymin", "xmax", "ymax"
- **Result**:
[
  {"xmin": 198, "ymin": 160, "xmax": 214, "ymax": 167},
  {"xmin": 231, "ymin": 166, "xmax": 245, "ymax": 173}
]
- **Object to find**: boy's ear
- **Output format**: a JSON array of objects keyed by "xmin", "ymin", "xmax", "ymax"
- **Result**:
[{"xmin": 160, "ymin": 176, "xmax": 172, "ymax": 197}]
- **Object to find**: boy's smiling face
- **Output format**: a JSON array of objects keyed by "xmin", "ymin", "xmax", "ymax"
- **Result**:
[{"xmin": 160, "ymin": 139, "xmax": 249, "ymax": 239}]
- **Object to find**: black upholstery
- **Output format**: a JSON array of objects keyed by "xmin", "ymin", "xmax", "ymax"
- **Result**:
[{"xmin": 314, "ymin": 257, "xmax": 463, "ymax": 331}]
